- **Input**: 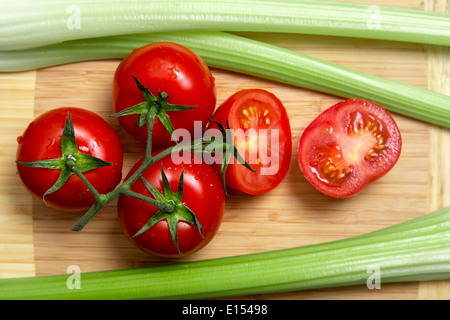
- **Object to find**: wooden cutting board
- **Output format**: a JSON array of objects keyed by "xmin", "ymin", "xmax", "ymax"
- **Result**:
[{"xmin": 1, "ymin": 0, "xmax": 449, "ymax": 300}]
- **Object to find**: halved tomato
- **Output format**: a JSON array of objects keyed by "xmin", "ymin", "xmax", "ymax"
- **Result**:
[
  {"xmin": 297, "ymin": 99, "xmax": 402, "ymax": 198},
  {"xmin": 211, "ymin": 89, "xmax": 292, "ymax": 195}
]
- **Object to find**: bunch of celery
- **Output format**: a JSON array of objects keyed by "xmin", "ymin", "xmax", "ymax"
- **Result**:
[
  {"xmin": 1, "ymin": 205, "xmax": 450, "ymax": 299},
  {"xmin": 1, "ymin": 31, "xmax": 450, "ymax": 128}
]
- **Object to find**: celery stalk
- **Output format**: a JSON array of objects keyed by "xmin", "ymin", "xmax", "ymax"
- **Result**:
[
  {"xmin": 1, "ymin": 31, "xmax": 449, "ymax": 128},
  {"xmin": 1, "ymin": 0, "xmax": 450, "ymax": 50},
  {"xmin": 1, "ymin": 205, "xmax": 449, "ymax": 299}
]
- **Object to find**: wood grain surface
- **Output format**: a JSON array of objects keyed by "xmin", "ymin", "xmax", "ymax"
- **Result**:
[{"xmin": 0, "ymin": 0, "xmax": 449, "ymax": 300}]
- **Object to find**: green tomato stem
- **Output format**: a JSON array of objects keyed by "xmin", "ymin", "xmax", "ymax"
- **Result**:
[
  {"xmin": 70, "ymin": 124, "xmax": 216, "ymax": 231},
  {"xmin": 67, "ymin": 160, "xmax": 101, "ymax": 201},
  {"xmin": 72, "ymin": 114, "xmax": 161, "ymax": 231},
  {"xmin": 145, "ymin": 109, "xmax": 155, "ymax": 159},
  {"xmin": 71, "ymin": 201, "xmax": 108, "ymax": 231},
  {"xmin": 120, "ymin": 189, "xmax": 175, "ymax": 213}
]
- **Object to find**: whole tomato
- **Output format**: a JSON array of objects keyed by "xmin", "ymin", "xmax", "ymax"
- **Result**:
[
  {"xmin": 113, "ymin": 42, "xmax": 217, "ymax": 150},
  {"xmin": 118, "ymin": 152, "xmax": 225, "ymax": 258},
  {"xmin": 16, "ymin": 107, "xmax": 123, "ymax": 211}
]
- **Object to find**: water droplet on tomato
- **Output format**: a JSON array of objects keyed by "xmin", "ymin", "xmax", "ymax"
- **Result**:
[
  {"xmin": 90, "ymin": 140, "xmax": 100, "ymax": 152},
  {"xmin": 16, "ymin": 136, "xmax": 23, "ymax": 144},
  {"xmin": 46, "ymin": 138, "xmax": 56, "ymax": 151},
  {"xmin": 78, "ymin": 145, "xmax": 89, "ymax": 153}
]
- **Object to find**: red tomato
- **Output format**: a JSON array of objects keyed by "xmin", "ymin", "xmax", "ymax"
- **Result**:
[
  {"xmin": 297, "ymin": 99, "xmax": 402, "ymax": 198},
  {"xmin": 113, "ymin": 42, "xmax": 217, "ymax": 150},
  {"xmin": 210, "ymin": 89, "xmax": 292, "ymax": 195},
  {"xmin": 16, "ymin": 107, "xmax": 123, "ymax": 211},
  {"xmin": 118, "ymin": 153, "xmax": 225, "ymax": 257}
]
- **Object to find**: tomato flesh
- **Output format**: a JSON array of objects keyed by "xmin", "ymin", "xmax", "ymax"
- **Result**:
[
  {"xmin": 298, "ymin": 99, "xmax": 402, "ymax": 198},
  {"xmin": 211, "ymin": 89, "xmax": 292, "ymax": 195}
]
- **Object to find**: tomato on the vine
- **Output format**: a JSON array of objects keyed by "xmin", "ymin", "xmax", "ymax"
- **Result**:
[
  {"xmin": 16, "ymin": 107, "xmax": 123, "ymax": 211},
  {"xmin": 210, "ymin": 89, "xmax": 292, "ymax": 195},
  {"xmin": 297, "ymin": 99, "xmax": 402, "ymax": 198},
  {"xmin": 118, "ymin": 152, "xmax": 225, "ymax": 258},
  {"xmin": 113, "ymin": 42, "xmax": 217, "ymax": 150}
]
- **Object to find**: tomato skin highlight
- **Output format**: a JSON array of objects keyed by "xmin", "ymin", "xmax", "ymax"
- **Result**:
[
  {"xmin": 211, "ymin": 89, "xmax": 292, "ymax": 195},
  {"xmin": 118, "ymin": 153, "xmax": 225, "ymax": 258},
  {"xmin": 16, "ymin": 107, "xmax": 123, "ymax": 211},
  {"xmin": 113, "ymin": 42, "xmax": 217, "ymax": 150},
  {"xmin": 297, "ymin": 99, "xmax": 402, "ymax": 198}
]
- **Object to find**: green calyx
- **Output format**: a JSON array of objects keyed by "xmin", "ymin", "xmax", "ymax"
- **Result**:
[
  {"xmin": 16, "ymin": 112, "xmax": 111, "ymax": 205},
  {"xmin": 133, "ymin": 164, "xmax": 203, "ymax": 255},
  {"xmin": 110, "ymin": 74, "xmax": 197, "ymax": 137},
  {"xmin": 201, "ymin": 119, "xmax": 255, "ymax": 195}
]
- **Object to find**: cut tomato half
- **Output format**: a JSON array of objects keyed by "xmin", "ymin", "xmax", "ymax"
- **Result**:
[
  {"xmin": 297, "ymin": 99, "xmax": 402, "ymax": 198},
  {"xmin": 211, "ymin": 89, "xmax": 292, "ymax": 195}
]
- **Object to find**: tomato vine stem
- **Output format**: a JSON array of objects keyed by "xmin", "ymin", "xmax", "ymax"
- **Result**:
[
  {"xmin": 70, "ymin": 119, "xmax": 247, "ymax": 231},
  {"xmin": 71, "ymin": 128, "xmax": 184, "ymax": 231},
  {"xmin": 66, "ymin": 75, "xmax": 253, "ymax": 232},
  {"xmin": 120, "ymin": 189, "xmax": 175, "ymax": 213},
  {"xmin": 67, "ymin": 160, "xmax": 101, "ymax": 201}
]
